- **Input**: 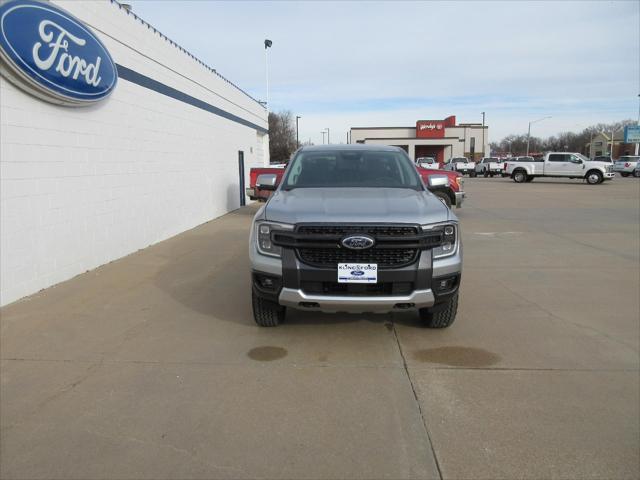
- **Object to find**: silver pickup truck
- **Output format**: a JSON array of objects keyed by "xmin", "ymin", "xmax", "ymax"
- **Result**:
[
  {"xmin": 506, "ymin": 152, "xmax": 614, "ymax": 184},
  {"xmin": 249, "ymin": 145, "xmax": 462, "ymax": 328}
]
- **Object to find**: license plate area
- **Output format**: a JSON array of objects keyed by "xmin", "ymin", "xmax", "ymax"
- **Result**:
[{"xmin": 337, "ymin": 263, "xmax": 378, "ymax": 283}]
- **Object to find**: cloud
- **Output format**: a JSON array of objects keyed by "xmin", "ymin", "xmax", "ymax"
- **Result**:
[{"xmin": 129, "ymin": 0, "xmax": 639, "ymax": 142}]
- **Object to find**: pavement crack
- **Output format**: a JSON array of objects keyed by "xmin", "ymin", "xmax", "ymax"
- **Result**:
[{"xmin": 390, "ymin": 320, "xmax": 444, "ymax": 480}]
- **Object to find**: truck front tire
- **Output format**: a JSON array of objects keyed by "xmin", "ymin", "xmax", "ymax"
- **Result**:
[
  {"xmin": 419, "ymin": 294, "xmax": 458, "ymax": 328},
  {"xmin": 252, "ymin": 291, "xmax": 286, "ymax": 327}
]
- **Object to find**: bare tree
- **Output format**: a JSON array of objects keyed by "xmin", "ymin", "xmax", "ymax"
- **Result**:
[
  {"xmin": 492, "ymin": 119, "xmax": 635, "ymax": 155},
  {"xmin": 268, "ymin": 110, "xmax": 297, "ymax": 163}
]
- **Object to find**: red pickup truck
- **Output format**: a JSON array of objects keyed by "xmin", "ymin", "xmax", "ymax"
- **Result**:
[{"xmin": 247, "ymin": 162, "xmax": 465, "ymax": 208}]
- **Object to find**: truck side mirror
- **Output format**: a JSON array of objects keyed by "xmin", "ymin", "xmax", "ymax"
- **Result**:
[{"xmin": 256, "ymin": 173, "xmax": 278, "ymax": 191}]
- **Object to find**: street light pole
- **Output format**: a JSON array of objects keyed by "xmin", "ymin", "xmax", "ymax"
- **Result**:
[
  {"xmin": 296, "ymin": 116, "xmax": 301, "ymax": 148},
  {"xmin": 481, "ymin": 112, "xmax": 486, "ymax": 158},
  {"xmin": 326, "ymin": 128, "xmax": 330, "ymax": 144},
  {"xmin": 526, "ymin": 116, "xmax": 551, "ymax": 156},
  {"xmin": 264, "ymin": 39, "xmax": 272, "ymax": 110},
  {"xmin": 321, "ymin": 130, "xmax": 326, "ymax": 144}
]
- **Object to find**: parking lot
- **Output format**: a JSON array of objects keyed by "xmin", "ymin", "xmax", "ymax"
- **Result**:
[{"xmin": 1, "ymin": 177, "xmax": 639, "ymax": 479}]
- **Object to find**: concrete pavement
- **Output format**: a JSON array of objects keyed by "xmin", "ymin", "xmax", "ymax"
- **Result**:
[{"xmin": 1, "ymin": 177, "xmax": 639, "ymax": 479}]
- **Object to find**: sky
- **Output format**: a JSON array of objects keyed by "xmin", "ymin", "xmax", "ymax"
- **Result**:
[{"xmin": 128, "ymin": 0, "xmax": 639, "ymax": 145}]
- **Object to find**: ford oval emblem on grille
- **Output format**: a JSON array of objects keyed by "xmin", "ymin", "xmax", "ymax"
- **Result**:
[{"xmin": 341, "ymin": 235, "xmax": 375, "ymax": 250}]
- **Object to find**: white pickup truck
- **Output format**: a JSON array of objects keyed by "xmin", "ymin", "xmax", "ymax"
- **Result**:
[
  {"xmin": 475, "ymin": 157, "xmax": 505, "ymax": 177},
  {"xmin": 444, "ymin": 157, "xmax": 477, "ymax": 177},
  {"xmin": 506, "ymin": 152, "xmax": 615, "ymax": 185}
]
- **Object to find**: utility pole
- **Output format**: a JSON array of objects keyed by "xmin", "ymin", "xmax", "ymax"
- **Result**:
[
  {"xmin": 610, "ymin": 130, "xmax": 614, "ymax": 158},
  {"xmin": 264, "ymin": 39, "xmax": 272, "ymax": 111},
  {"xmin": 296, "ymin": 115, "xmax": 301, "ymax": 148},
  {"xmin": 481, "ymin": 112, "xmax": 485, "ymax": 158},
  {"xmin": 326, "ymin": 128, "xmax": 330, "ymax": 144},
  {"xmin": 321, "ymin": 130, "xmax": 326, "ymax": 144}
]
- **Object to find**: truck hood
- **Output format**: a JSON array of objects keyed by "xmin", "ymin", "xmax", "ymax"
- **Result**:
[{"xmin": 263, "ymin": 187, "xmax": 453, "ymax": 225}]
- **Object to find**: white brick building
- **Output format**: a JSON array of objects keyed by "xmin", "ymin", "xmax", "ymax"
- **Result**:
[{"xmin": 0, "ymin": 0, "xmax": 269, "ymax": 305}]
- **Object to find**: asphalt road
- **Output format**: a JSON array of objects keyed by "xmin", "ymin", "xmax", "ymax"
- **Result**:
[{"xmin": 1, "ymin": 176, "xmax": 639, "ymax": 479}]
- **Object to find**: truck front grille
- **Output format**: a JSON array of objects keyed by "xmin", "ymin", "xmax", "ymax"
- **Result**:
[
  {"xmin": 274, "ymin": 224, "xmax": 437, "ymax": 269},
  {"xmin": 298, "ymin": 247, "xmax": 417, "ymax": 268}
]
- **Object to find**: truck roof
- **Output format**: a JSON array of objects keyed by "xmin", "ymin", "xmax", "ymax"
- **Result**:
[{"xmin": 298, "ymin": 144, "xmax": 404, "ymax": 153}]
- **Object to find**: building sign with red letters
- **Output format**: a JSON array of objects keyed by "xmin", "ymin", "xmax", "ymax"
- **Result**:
[{"xmin": 416, "ymin": 116, "xmax": 456, "ymax": 139}]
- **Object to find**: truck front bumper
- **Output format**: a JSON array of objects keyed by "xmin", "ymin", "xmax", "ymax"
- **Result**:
[{"xmin": 278, "ymin": 287, "xmax": 435, "ymax": 313}]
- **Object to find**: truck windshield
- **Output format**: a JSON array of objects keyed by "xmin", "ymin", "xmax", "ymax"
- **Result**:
[{"xmin": 281, "ymin": 150, "xmax": 423, "ymax": 190}]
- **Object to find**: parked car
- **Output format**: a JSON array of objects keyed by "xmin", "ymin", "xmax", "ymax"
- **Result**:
[
  {"xmin": 248, "ymin": 159, "xmax": 467, "ymax": 209},
  {"xmin": 444, "ymin": 157, "xmax": 477, "ymax": 177},
  {"xmin": 475, "ymin": 157, "xmax": 505, "ymax": 177},
  {"xmin": 249, "ymin": 144, "xmax": 462, "ymax": 328},
  {"xmin": 506, "ymin": 152, "xmax": 614, "ymax": 184},
  {"xmin": 416, "ymin": 156, "xmax": 440, "ymax": 169},
  {"xmin": 613, "ymin": 156, "xmax": 640, "ymax": 177}
]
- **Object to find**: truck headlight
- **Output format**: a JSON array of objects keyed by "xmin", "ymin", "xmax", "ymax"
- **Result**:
[
  {"xmin": 423, "ymin": 222, "xmax": 458, "ymax": 259},
  {"xmin": 255, "ymin": 222, "xmax": 292, "ymax": 257}
]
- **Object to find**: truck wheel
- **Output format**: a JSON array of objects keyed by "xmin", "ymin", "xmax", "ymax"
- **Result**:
[
  {"xmin": 620, "ymin": 172, "xmax": 629, "ymax": 177},
  {"xmin": 470, "ymin": 171, "xmax": 477, "ymax": 178},
  {"xmin": 483, "ymin": 170, "xmax": 489, "ymax": 178},
  {"xmin": 252, "ymin": 291, "xmax": 285, "ymax": 327},
  {"xmin": 634, "ymin": 170, "xmax": 640, "ymax": 178},
  {"xmin": 419, "ymin": 294, "xmax": 458, "ymax": 328},
  {"xmin": 433, "ymin": 190, "xmax": 451, "ymax": 208},
  {"xmin": 512, "ymin": 170, "xmax": 527, "ymax": 183},
  {"xmin": 586, "ymin": 170, "xmax": 603, "ymax": 185}
]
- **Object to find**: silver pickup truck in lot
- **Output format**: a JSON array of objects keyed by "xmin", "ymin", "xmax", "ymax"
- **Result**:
[
  {"xmin": 249, "ymin": 145, "xmax": 462, "ymax": 328},
  {"xmin": 506, "ymin": 152, "xmax": 615, "ymax": 184}
]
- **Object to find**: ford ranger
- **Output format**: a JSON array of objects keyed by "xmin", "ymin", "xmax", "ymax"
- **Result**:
[
  {"xmin": 506, "ymin": 152, "xmax": 614, "ymax": 184},
  {"xmin": 249, "ymin": 145, "xmax": 462, "ymax": 328}
]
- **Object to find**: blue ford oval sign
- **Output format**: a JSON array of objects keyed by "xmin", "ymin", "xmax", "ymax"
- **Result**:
[{"xmin": 0, "ymin": 0, "xmax": 117, "ymax": 105}]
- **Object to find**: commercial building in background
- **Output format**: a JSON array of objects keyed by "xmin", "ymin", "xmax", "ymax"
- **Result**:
[
  {"xmin": 0, "ymin": 0, "xmax": 269, "ymax": 306},
  {"xmin": 349, "ymin": 116, "xmax": 489, "ymax": 164},
  {"xmin": 587, "ymin": 130, "xmax": 637, "ymax": 158}
]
